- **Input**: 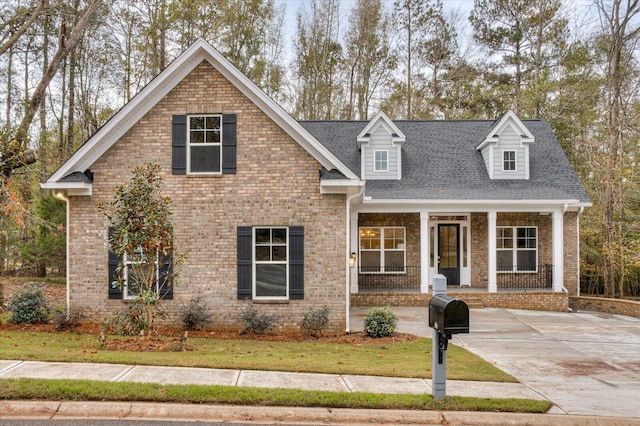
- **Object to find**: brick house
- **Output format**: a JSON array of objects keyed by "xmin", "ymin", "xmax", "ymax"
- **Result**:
[{"xmin": 42, "ymin": 39, "xmax": 590, "ymax": 332}]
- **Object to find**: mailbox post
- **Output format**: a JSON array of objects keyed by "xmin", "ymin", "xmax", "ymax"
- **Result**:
[{"xmin": 429, "ymin": 274, "xmax": 469, "ymax": 400}]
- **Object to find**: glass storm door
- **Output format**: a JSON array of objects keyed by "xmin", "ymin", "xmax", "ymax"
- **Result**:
[{"xmin": 438, "ymin": 224, "xmax": 459, "ymax": 286}]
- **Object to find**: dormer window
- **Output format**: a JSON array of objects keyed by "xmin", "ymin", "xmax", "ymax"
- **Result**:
[
  {"xmin": 476, "ymin": 111, "xmax": 534, "ymax": 180},
  {"xmin": 374, "ymin": 150, "xmax": 389, "ymax": 172},
  {"xmin": 503, "ymin": 150, "xmax": 516, "ymax": 171}
]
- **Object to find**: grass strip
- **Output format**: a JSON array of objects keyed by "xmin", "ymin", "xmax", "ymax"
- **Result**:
[{"xmin": 0, "ymin": 378, "xmax": 551, "ymax": 413}]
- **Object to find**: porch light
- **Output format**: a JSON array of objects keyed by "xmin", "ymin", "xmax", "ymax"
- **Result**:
[{"xmin": 349, "ymin": 252, "xmax": 357, "ymax": 268}]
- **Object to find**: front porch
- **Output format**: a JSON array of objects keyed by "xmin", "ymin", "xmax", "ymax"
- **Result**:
[{"xmin": 349, "ymin": 209, "xmax": 579, "ymax": 303}]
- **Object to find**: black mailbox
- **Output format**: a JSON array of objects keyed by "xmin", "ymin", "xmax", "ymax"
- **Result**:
[{"xmin": 429, "ymin": 295, "xmax": 469, "ymax": 335}]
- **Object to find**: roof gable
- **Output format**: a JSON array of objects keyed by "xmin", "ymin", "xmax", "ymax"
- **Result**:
[
  {"xmin": 476, "ymin": 110, "xmax": 535, "ymax": 151},
  {"xmin": 357, "ymin": 111, "xmax": 406, "ymax": 148},
  {"xmin": 44, "ymin": 38, "xmax": 357, "ymax": 190}
]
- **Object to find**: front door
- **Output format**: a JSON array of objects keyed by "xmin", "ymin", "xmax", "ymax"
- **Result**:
[{"xmin": 438, "ymin": 224, "xmax": 459, "ymax": 285}]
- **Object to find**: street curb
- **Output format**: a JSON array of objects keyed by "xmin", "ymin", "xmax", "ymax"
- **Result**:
[{"xmin": 3, "ymin": 401, "xmax": 640, "ymax": 425}]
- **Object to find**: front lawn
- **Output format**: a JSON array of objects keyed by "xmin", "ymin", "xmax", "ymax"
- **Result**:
[{"xmin": 0, "ymin": 328, "xmax": 514, "ymax": 382}]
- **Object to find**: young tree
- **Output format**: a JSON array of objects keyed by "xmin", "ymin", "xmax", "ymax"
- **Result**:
[{"xmin": 98, "ymin": 163, "xmax": 182, "ymax": 334}]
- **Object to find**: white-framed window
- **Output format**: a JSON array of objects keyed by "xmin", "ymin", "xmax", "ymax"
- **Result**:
[
  {"xmin": 359, "ymin": 227, "xmax": 405, "ymax": 273},
  {"xmin": 188, "ymin": 114, "xmax": 222, "ymax": 174},
  {"xmin": 497, "ymin": 226, "xmax": 537, "ymax": 272},
  {"xmin": 123, "ymin": 248, "xmax": 159, "ymax": 300},
  {"xmin": 254, "ymin": 227, "xmax": 288, "ymax": 299},
  {"xmin": 374, "ymin": 150, "xmax": 389, "ymax": 172},
  {"xmin": 503, "ymin": 150, "xmax": 516, "ymax": 171}
]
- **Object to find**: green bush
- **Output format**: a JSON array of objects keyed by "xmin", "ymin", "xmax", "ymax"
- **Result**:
[
  {"xmin": 240, "ymin": 304, "xmax": 280, "ymax": 334},
  {"xmin": 180, "ymin": 296, "xmax": 212, "ymax": 330},
  {"xmin": 363, "ymin": 306, "xmax": 398, "ymax": 338},
  {"xmin": 7, "ymin": 284, "xmax": 50, "ymax": 324},
  {"xmin": 103, "ymin": 305, "xmax": 147, "ymax": 336},
  {"xmin": 300, "ymin": 306, "xmax": 331, "ymax": 337}
]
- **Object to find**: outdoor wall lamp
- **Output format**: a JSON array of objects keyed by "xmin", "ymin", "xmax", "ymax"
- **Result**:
[{"xmin": 349, "ymin": 252, "xmax": 357, "ymax": 268}]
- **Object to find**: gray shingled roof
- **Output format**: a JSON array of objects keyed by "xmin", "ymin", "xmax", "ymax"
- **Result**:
[{"xmin": 301, "ymin": 119, "xmax": 590, "ymax": 203}]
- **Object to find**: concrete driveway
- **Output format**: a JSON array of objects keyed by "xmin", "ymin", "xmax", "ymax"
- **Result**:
[{"xmin": 351, "ymin": 306, "xmax": 640, "ymax": 418}]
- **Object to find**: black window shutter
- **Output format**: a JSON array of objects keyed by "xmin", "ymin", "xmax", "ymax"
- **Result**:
[
  {"xmin": 107, "ymin": 227, "xmax": 123, "ymax": 299},
  {"xmin": 222, "ymin": 114, "xmax": 237, "ymax": 174},
  {"xmin": 237, "ymin": 226, "xmax": 252, "ymax": 299},
  {"xmin": 289, "ymin": 226, "xmax": 304, "ymax": 300},
  {"xmin": 158, "ymin": 250, "xmax": 173, "ymax": 300},
  {"xmin": 172, "ymin": 115, "xmax": 187, "ymax": 175}
]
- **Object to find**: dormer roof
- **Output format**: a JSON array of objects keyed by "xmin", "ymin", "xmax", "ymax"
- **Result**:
[
  {"xmin": 476, "ymin": 110, "xmax": 535, "ymax": 151},
  {"xmin": 357, "ymin": 111, "xmax": 406, "ymax": 148}
]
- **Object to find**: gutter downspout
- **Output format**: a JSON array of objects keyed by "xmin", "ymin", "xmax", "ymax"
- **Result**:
[
  {"xmin": 562, "ymin": 204, "xmax": 569, "ymax": 293},
  {"xmin": 345, "ymin": 184, "xmax": 364, "ymax": 334},
  {"xmin": 576, "ymin": 206, "xmax": 585, "ymax": 296},
  {"xmin": 53, "ymin": 190, "xmax": 70, "ymax": 320}
]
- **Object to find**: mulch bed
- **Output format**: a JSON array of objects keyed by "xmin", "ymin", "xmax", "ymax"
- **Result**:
[{"xmin": 1, "ymin": 280, "xmax": 418, "ymax": 350}]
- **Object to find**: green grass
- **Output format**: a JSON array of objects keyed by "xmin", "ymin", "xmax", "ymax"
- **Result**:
[
  {"xmin": 0, "ymin": 330, "xmax": 515, "ymax": 382},
  {"xmin": 0, "ymin": 378, "xmax": 552, "ymax": 413}
]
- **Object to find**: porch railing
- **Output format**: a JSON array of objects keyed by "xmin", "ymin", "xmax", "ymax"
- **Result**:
[
  {"xmin": 356, "ymin": 264, "xmax": 554, "ymax": 293},
  {"xmin": 497, "ymin": 264, "xmax": 553, "ymax": 291},
  {"xmin": 357, "ymin": 266, "xmax": 421, "ymax": 293}
]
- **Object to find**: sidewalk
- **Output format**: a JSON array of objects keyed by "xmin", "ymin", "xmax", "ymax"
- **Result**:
[
  {"xmin": 3, "ymin": 360, "xmax": 639, "ymax": 425},
  {"xmin": 0, "ymin": 359, "xmax": 541, "ymax": 399}
]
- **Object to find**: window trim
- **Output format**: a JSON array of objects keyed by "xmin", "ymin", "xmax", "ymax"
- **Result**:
[
  {"xmin": 187, "ymin": 114, "xmax": 223, "ymax": 175},
  {"xmin": 122, "ymin": 250, "xmax": 159, "ymax": 300},
  {"xmin": 373, "ymin": 150, "xmax": 389, "ymax": 172},
  {"xmin": 502, "ymin": 150, "xmax": 517, "ymax": 172},
  {"xmin": 253, "ymin": 227, "xmax": 289, "ymax": 300},
  {"xmin": 359, "ymin": 226, "xmax": 406, "ymax": 274},
  {"xmin": 496, "ymin": 226, "xmax": 538, "ymax": 273}
]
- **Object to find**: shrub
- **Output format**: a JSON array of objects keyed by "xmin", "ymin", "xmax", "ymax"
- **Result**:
[
  {"xmin": 300, "ymin": 306, "xmax": 331, "ymax": 337},
  {"xmin": 363, "ymin": 306, "xmax": 398, "ymax": 338},
  {"xmin": 7, "ymin": 284, "xmax": 49, "ymax": 324},
  {"xmin": 240, "ymin": 304, "xmax": 280, "ymax": 334},
  {"xmin": 103, "ymin": 304, "xmax": 147, "ymax": 336},
  {"xmin": 52, "ymin": 306, "xmax": 88, "ymax": 330},
  {"xmin": 180, "ymin": 296, "xmax": 212, "ymax": 330}
]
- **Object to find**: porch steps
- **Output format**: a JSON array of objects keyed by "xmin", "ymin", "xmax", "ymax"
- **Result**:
[{"xmin": 450, "ymin": 294, "xmax": 484, "ymax": 309}]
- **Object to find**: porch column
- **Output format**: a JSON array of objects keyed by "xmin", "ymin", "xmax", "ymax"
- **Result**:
[
  {"xmin": 350, "ymin": 212, "xmax": 359, "ymax": 293},
  {"xmin": 488, "ymin": 210, "xmax": 497, "ymax": 293},
  {"xmin": 552, "ymin": 209, "xmax": 564, "ymax": 292},
  {"xmin": 420, "ymin": 211, "xmax": 430, "ymax": 293}
]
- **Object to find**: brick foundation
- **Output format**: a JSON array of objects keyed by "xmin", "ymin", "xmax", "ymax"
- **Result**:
[
  {"xmin": 351, "ymin": 291, "xmax": 568, "ymax": 312},
  {"xmin": 570, "ymin": 296, "xmax": 640, "ymax": 318}
]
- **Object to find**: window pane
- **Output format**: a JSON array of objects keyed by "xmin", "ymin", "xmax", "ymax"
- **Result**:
[
  {"xmin": 206, "ymin": 130, "xmax": 221, "ymax": 143},
  {"xmin": 430, "ymin": 226, "xmax": 435, "ymax": 268},
  {"xmin": 272, "ymin": 245, "xmax": 287, "ymax": 261},
  {"xmin": 255, "ymin": 265, "xmax": 287, "ymax": 297},
  {"xmin": 190, "ymin": 131, "xmax": 204, "ymax": 143},
  {"xmin": 497, "ymin": 251, "xmax": 513, "ymax": 270},
  {"xmin": 517, "ymin": 250, "xmax": 536, "ymax": 271},
  {"xmin": 384, "ymin": 251, "xmax": 404, "ymax": 272},
  {"xmin": 360, "ymin": 251, "xmax": 380, "ymax": 272},
  {"xmin": 190, "ymin": 116, "xmax": 204, "ymax": 129},
  {"xmin": 256, "ymin": 229, "xmax": 270, "ymax": 244},
  {"xmin": 272, "ymin": 229, "xmax": 287, "ymax": 243},
  {"xmin": 255, "ymin": 246, "xmax": 270, "ymax": 261},
  {"xmin": 190, "ymin": 145, "xmax": 220, "ymax": 173},
  {"xmin": 206, "ymin": 116, "xmax": 221, "ymax": 129}
]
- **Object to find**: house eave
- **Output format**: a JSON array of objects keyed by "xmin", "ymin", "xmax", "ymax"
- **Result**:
[
  {"xmin": 359, "ymin": 198, "xmax": 590, "ymax": 212},
  {"xmin": 320, "ymin": 179, "xmax": 364, "ymax": 194},
  {"xmin": 40, "ymin": 181, "xmax": 92, "ymax": 197}
]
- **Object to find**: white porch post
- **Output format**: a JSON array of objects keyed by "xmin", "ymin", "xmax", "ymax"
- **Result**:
[
  {"xmin": 420, "ymin": 211, "xmax": 430, "ymax": 293},
  {"xmin": 488, "ymin": 210, "xmax": 497, "ymax": 293},
  {"xmin": 552, "ymin": 209, "xmax": 564, "ymax": 292},
  {"xmin": 350, "ymin": 212, "xmax": 359, "ymax": 293}
]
